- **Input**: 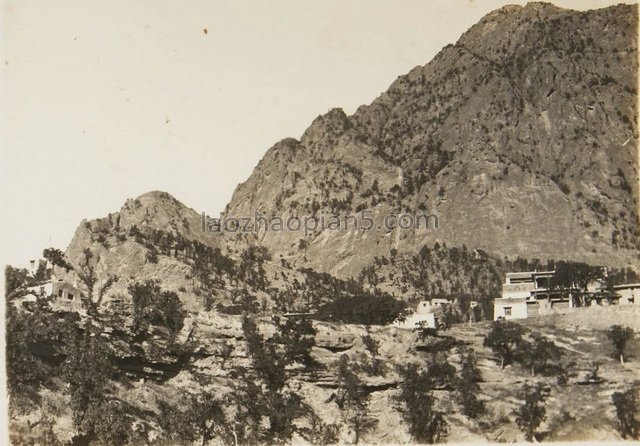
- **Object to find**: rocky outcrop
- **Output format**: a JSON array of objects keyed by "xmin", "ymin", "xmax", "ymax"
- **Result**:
[{"xmin": 224, "ymin": 3, "xmax": 639, "ymax": 277}]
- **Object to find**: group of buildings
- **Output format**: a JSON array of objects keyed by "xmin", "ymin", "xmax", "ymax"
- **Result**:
[
  {"xmin": 394, "ymin": 269, "xmax": 639, "ymax": 330},
  {"xmin": 493, "ymin": 270, "xmax": 639, "ymax": 321}
]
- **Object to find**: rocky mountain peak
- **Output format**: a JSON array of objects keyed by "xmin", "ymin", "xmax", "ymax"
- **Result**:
[
  {"xmin": 301, "ymin": 108, "xmax": 350, "ymax": 147},
  {"xmin": 118, "ymin": 190, "xmax": 200, "ymax": 235},
  {"xmin": 224, "ymin": 3, "xmax": 639, "ymax": 277},
  {"xmin": 64, "ymin": 190, "xmax": 218, "ymax": 271}
]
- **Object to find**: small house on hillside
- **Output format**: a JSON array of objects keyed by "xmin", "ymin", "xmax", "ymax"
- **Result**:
[
  {"xmin": 393, "ymin": 299, "xmax": 453, "ymax": 330},
  {"xmin": 45, "ymin": 269, "xmax": 86, "ymax": 312},
  {"xmin": 52, "ymin": 280, "xmax": 84, "ymax": 311}
]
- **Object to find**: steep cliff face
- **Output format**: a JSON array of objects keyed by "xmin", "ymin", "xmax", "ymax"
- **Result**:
[{"xmin": 225, "ymin": 3, "xmax": 639, "ymax": 278}]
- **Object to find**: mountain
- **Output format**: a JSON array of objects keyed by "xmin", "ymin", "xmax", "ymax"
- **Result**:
[
  {"xmin": 62, "ymin": 191, "xmax": 225, "ymax": 311},
  {"xmin": 224, "ymin": 2, "xmax": 639, "ymax": 278},
  {"xmin": 56, "ymin": 2, "xmax": 639, "ymax": 314},
  {"xmin": 8, "ymin": 4, "xmax": 640, "ymax": 445}
]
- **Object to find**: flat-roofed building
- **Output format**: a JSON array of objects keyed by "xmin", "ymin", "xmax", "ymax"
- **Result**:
[
  {"xmin": 393, "ymin": 300, "xmax": 450, "ymax": 330},
  {"xmin": 613, "ymin": 283, "xmax": 640, "ymax": 305},
  {"xmin": 494, "ymin": 270, "xmax": 575, "ymax": 320}
]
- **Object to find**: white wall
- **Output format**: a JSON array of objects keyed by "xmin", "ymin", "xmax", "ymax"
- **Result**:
[{"xmin": 493, "ymin": 299, "xmax": 528, "ymax": 320}]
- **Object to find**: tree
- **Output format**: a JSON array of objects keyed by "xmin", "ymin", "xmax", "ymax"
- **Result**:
[
  {"xmin": 551, "ymin": 261, "xmax": 602, "ymax": 291},
  {"xmin": 238, "ymin": 246, "xmax": 272, "ymax": 290},
  {"xmin": 238, "ymin": 315, "xmax": 306, "ymax": 443},
  {"xmin": 426, "ymin": 353, "xmax": 456, "ymax": 389},
  {"xmin": 89, "ymin": 274, "xmax": 119, "ymax": 315},
  {"xmin": 5, "ymin": 265, "xmax": 29, "ymax": 299},
  {"xmin": 160, "ymin": 392, "xmax": 233, "ymax": 446},
  {"xmin": 336, "ymin": 355, "xmax": 377, "ymax": 444},
  {"xmin": 550, "ymin": 261, "xmax": 604, "ymax": 306},
  {"xmin": 607, "ymin": 325, "xmax": 634, "ymax": 364},
  {"xmin": 128, "ymin": 280, "xmax": 186, "ymax": 339},
  {"xmin": 272, "ymin": 315, "xmax": 316, "ymax": 367},
  {"xmin": 360, "ymin": 333, "xmax": 384, "ymax": 376},
  {"xmin": 611, "ymin": 388, "xmax": 640, "ymax": 440},
  {"xmin": 242, "ymin": 316, "xmax": 286, "ymax": 391},
  {"xmin": 62, "ymin": 330, "xmax": 115, "ymax": 441},
  {"xmin": 317, "ymin": 293, "xmax": 407, "ymax": 325},
  {"xmin": 361, "ymin": 334, "xmax": 380, "ymax": 357},
  {"xmin": 395, "ymin": 362, "xmax": 449, "ymax": 443},
  {"xmin": 5, "ymin": 305, "xmax": 75, "ymax": 412},
  {"xmin": 77, "ymin": 248, "xmax": 97, "ymax": 299},
  {"xmin": 81, "ymin": 399, "xmax": 133, "ymax": 446},
  {"xmin": 42, "ymin": 247, "xmax": 73, "ymax": 272},
  {"xmin": 483, "ymin": 320, "xmax": 525, "ymax": 369},
  {"xmin": 153, "ymin": 290, "xmax": 186, "ymax": 338},
  {"xmin": 517, "ymin": 333, "xmax": 561, "ymax": 376},
  {"xmin": 33, "ymin": 260, "xmax": 50, "ymax": 282},
  {"xmin": 456, "ymin": 347, "xmax": 485, "ymax": 419},
  {"xmin": 585, "ymin": 361, "xmax": 603, "ymax": 384},
  {"xmin": 300, "ymin": 414, "xmax": 340, "ymax": 445},
  {"xmin": 514, "ymin": 384, "xmax": 547, "ymax": 442},
  {"xmin": 76, "ymin": 248, "xmax": 119, "ymax": 315}
]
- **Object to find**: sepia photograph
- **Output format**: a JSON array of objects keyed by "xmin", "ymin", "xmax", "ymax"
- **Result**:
[{"xmin": 1, "ymin": 0, "xmax": 638, "ymax": 444}]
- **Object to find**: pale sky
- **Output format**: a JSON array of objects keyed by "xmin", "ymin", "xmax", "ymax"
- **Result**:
[{"xmin": 0, "ymin": 0, "xmax": 635, "ymax": 266}]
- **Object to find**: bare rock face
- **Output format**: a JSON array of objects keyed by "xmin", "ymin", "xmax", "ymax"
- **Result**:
[{"xmin": 224, "ymin": 3, "xmax": 639, "ymax": 278}]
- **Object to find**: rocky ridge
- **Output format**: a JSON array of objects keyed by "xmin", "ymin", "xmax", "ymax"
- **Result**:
[{"xmin": 224, "ymin": 2, "xmax": 639, "ymax": 278}]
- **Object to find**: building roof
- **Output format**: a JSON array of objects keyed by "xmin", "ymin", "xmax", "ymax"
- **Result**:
[
  {"xmin": 506, "ymin": 272, "xmax": 535, "ymax": 279},
  {"xmin": 613, "ymin": 283, "xmax": 640, "ymax": 290},
  {"xmin": 494, "ymin": 297, "xmax": 527, "ymax": 303},
  {"xmin": 505, "ymin": 270, "xmax": 556, "ymax": 282}
]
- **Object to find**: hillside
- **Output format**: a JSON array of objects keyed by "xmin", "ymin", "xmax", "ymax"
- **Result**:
[
  {"xmin": 8, "ymin": 299, "xmax": 640, "ymax": 444},
  {"xmin": 224, "ymin": 2, "xmax": 639, "ymax": 278},
  {"xmin": 6, "ymin": 3, "xmax": 640, "ymax": 445}
]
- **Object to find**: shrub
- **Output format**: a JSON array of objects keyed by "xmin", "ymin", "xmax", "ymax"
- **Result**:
[{"xmin": 611, "ymin": 388, "xmax": 640, "ymax": 440}]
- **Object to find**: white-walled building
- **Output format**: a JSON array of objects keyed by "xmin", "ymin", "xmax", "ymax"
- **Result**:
[
  {"xmin": 493, "ymin": 270, "xmax": 574, "ymax": 320},
  {"xmin": 613, "ymin": 283, "xmax": 640, "ymax": 305},
  {"xmin": 494, "ymin": 270, "xmax": 637, "ymax": 321},
  {"xmin": 393, "ymin": 300, "xmax": 449, "ymax": 330}
]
